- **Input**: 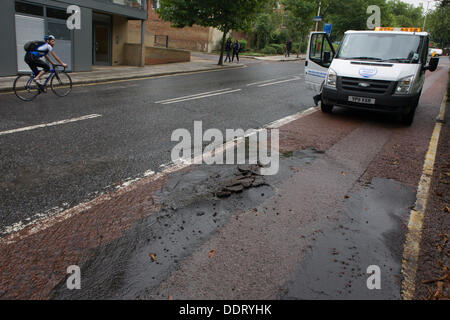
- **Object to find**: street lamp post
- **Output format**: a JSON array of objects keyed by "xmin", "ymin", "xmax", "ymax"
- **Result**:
[
  {"xmin": 422, "ymin": 0, "xmax": 432, "ymax": 30},
  {"xmin": 422, "ymin": 1, "xmax": 429, "ymax": 30},
  {"xmin": 315, "ymin": 1, "xmax": 322, "ymax": 32}
]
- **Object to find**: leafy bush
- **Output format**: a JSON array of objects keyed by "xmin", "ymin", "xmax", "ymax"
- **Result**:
[
  {"xmin": 269, "ymin": 43, "xmax": 285, "ymax": 54},
  {"xmin": 271, "ymin": 29, "xmax": 290, "ymax": 44},
  {"xmin": 262, "ymin": 46, "xmax": 277, "ymax": 55},
  {"xmin": 297, "ymin": 38, "xmax": 309, "ymax": 54},
  {"xmin": 292, "ymin": 42, "xmax": 300, "ymax": 54},
  {"xmin": 238, "ymin": 39, "xmax": 247, "ymax": 52}
]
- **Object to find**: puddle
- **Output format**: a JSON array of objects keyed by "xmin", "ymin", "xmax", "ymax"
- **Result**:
[{"xmin": 279, "ymin": 177, "xmax": 415, "ymax": 300}]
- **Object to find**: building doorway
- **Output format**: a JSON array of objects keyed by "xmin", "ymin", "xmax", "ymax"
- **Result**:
[{"xmin": 93, "ymin": 13, "xmax": 112, "ymax": 65}]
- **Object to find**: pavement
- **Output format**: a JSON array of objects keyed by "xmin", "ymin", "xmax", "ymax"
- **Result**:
[{"xmin": 0, "ymin": 54, "xmax": 245, "ymax": 93}]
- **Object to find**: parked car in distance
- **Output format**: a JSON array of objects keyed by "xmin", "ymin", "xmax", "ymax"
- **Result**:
[{"xmin": 429, "ymin": 48, "xmax": 443, "ymax": 56}]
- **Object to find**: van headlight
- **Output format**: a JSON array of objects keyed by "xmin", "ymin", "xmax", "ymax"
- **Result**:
[
  {"xmin": 325, "ymin": 69, "xmax": 337, "ymax": 88},
  {"xmin": 395, "ymin": 75, "xmax": 414, "ymax": 94}
]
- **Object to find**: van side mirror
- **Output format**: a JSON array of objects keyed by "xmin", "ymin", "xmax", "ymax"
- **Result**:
[
  {"xmin": 323, "ymin": 51, "xmax": 331, "ymax": 64},
  {"xmin": 424, "ymin": 57, "xmax": 439, "ymax": 72}
]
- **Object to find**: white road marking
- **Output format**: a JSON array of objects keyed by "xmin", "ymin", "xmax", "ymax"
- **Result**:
[
  {"xmin": 160, "ymin": 89, "xmax": 242, "ymax": 105},
  {"xmin": 0, "ymin": 107, "xmax": 318, "ymax": 244},
  {"xmin": 155, "ymin": 88, "xmax": 232, "ymax": 104},
  {"xmin": 246, "ymin": 76, "xmax": 298, "ymax": 87},
  {"xmin": 265, "ymin": 107, "xmax": 318, "ymax": 128},
  {"xmin": 0, "ymin": 114, "xmax": 102, "ymax": 136},
  {"xmin": 257, "ymin": 76, "xmax": 301, "ymax": 87},
  {"xmin": 156, "ymin": 74, "xmax": 304, "ymax": 105}
]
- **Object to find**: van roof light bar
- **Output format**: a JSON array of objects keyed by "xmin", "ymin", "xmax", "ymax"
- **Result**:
[{"xmin": 374, "ymin": 27, "xmax": 421, "ymax": 32}]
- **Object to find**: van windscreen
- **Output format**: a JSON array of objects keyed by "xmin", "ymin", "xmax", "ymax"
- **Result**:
[{"xmin": 336, "ymin": 33, "xmax": 422, "ymax": 63}]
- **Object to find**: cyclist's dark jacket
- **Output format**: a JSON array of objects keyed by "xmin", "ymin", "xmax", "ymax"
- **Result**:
[{"xmin": 25, "ymin": 43, "xmax": 53, "ymax": 74}]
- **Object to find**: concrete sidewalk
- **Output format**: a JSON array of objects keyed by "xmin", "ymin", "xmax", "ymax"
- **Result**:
[{"xmin": 0, "ymin": 56, "xmax": 243, "ymax": 93}]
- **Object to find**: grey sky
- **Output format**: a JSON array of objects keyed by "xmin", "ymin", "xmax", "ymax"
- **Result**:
[{"xmin": 402, "ymin": 0, "xmax": 437, "ymax": 10}]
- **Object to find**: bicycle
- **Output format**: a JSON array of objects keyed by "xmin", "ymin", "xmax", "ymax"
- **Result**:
[{"xmin": 13, "ymin": 64, "xmax": 72, "ymax": 101}]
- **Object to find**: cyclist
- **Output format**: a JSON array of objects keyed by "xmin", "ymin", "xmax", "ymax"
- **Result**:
[{"xmin": 24, "ymin": 35, "xmax": 67, "ymax": 90}]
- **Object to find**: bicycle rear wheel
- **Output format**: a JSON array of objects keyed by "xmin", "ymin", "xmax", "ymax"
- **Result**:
[
  {"xmin": 13, "ymin": 75, "xmax": 40, "ymax": 101},
  {"xmin": 51, "ymin": 72, "xmax": 72, "ymax": 97}
]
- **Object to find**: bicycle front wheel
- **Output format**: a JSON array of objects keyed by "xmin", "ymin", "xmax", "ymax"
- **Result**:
[
  {"xmin": 13, "ymin": 75, "xmax": 40, "ymax": 101},
  {"xmin": 51, "ymin": 72, "xmax": 72, "ymax": 97}
]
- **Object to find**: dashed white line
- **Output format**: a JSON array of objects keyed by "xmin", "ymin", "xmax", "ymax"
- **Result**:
[
  {"xmin": 257, "ymin": 76, "xmax": 301, "ymax": 87},
  {"xmin": 155, "ymin": 88, "xmax": 232, "ymax": 104},
  {"xmin": 246, "ymin": 76, "xmax": 298, "ymax": 87},
  {"xmin": 159, "ymin": 89, "xmax": 242, "ymax": 105},
  {"xmin": 0, "ymin": 114, "xmax": 102, "ymax": 136}
]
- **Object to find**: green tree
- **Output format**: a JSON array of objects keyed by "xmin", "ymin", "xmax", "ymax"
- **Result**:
[
  {"xmin": 282, "ymin": 0, "xmax": 423, "ymax": 45},
  {"xmin": 281, "ymin": 0, "xmax": 316, "ymax": 54},
  {"xmin": 254, "ymin": 13, "xmax": 274, "ymax": 49},
  {"xmin": 248, "ymin": 1, "xmax": 282, "ymax": 50},
  {"xmin": 386, "ymin": 0, "xmax": 423, "ymax": 28},
  {"xmin": 426, "ymin": 4, "xmax": 450, "ymax": 48},
  {"xmin": 157, "ymin": 0, "xmax": 269, "ymax": 65}
]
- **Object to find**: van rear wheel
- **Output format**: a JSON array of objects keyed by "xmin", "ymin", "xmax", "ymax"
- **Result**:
[{"xmin": 321, "ymin": 103, "xmax": 333, "ymax": 113}]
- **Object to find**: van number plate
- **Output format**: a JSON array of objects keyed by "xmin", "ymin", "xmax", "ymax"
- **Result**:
[{"xmin": 348, "ymin": 96, "xmax": 375, "ymax": 104}]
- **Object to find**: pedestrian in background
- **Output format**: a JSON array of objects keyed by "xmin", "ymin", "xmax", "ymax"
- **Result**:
[
  {"xmin": 232, "ymin": 40, "xmax": 240, "ymax": 63},
  {"xmin": 224, "ymin": 38, "xmax": 232, "ymax": 63},
  {"xmin": 286, "ymin": 39, "xmax": 292, "ymax": 58}
]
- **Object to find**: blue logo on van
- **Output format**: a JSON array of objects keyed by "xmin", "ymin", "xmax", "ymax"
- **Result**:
[{"xmin": 359, "ymin": 67, "xmax": 378, "ymax": 78}]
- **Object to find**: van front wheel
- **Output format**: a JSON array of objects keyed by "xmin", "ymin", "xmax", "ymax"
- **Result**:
[
  {"xmin": 401, "ymin": 101, "xmax": 419, "ymax": 126},
  {"xmin": 401, "ymin": 95, "xmax": 420, "ymax": 126},
  {"xmin": 321, "ymin": 103, "xmax": 333, "ymax": 113},
  {"xmin": 401, "ymin": 107, "xmax": 416, "ymax": 126}
]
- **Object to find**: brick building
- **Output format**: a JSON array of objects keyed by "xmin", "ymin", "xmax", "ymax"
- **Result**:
[{"xmin": 127, "ymin": 0, "xmax": 223, "ymax": 53}]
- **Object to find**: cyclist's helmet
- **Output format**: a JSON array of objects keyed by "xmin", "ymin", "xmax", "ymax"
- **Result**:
[{"xmin": 44, "ymin": 35, "xmax": 56, "ymax": 41}]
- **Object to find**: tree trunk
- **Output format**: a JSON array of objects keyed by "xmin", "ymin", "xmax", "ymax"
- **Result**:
[{"xmin": 218, "ymin": 29, "xmax": 228, "ymax": 66}]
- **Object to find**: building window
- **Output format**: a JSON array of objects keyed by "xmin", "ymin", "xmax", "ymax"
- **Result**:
[
  {"xmin": 15, "ymin": 1, "xmax": 44, "ymax": 17},
  {"xmin": 151, "ymin": 0, "xmax": 160, "ymax": 10},
  {"xmin": 46, "ymin": 7, "xmax": 70, "ymax": 21},
  {"xmin": 47, "ymin": 21, "xmax": 71, "ymax": 41}
]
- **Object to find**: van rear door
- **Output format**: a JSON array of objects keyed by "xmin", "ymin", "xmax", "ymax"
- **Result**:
[{"xmin": 305, "ymin": 32, "xmax": 336, "ymax": 93}]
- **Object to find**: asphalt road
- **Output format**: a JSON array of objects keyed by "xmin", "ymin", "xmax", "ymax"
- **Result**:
[{"xmin": 0, "ymin": 59, "xmax": 310, "ymax": 234}]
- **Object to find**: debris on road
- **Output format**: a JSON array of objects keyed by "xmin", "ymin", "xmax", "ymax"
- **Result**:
[{"xmin": 215, "ymin": 164, "xmax": 267, "ymax": 198}]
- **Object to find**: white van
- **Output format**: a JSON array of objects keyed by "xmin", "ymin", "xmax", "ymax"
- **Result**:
[{"xmin": 305, "ymin": 28, "xmax": 439, "ymax": 125}]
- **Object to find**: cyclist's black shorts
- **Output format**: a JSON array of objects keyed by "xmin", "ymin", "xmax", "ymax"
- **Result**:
[{"xmin": 25, "ymin": 52, "xmax": 50, "ymax": 75}]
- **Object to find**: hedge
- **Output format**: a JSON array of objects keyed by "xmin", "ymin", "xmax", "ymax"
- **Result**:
[{"xmin": 262, "ymin": 46, "xmax": 277, "ymax": 54}]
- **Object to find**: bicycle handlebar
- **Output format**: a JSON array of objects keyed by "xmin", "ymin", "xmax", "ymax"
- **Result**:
[{"xmin": 52, "ymin": 64, "xmax": 66, "ymax": 72}]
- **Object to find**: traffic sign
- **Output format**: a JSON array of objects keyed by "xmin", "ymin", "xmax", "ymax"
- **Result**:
[
  {"xmin": 313, "ymin": 16, "xmax": 322, "ymax": 22},
  {"xmin": 324, "ymin": 23, "xmax": 332, "ymax": 35}
]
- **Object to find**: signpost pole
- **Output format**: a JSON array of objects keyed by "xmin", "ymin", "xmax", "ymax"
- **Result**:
[{"xmin": 315, "ymin": 1, "xmax": 322, "ymax": 31}]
